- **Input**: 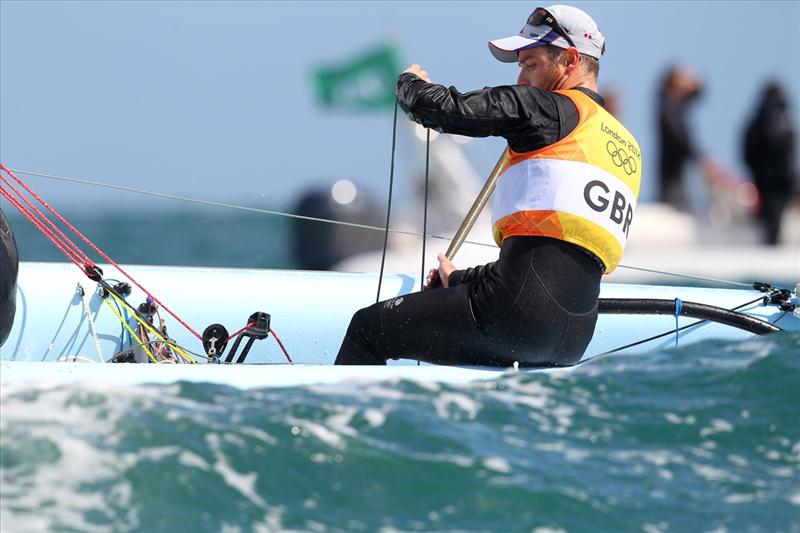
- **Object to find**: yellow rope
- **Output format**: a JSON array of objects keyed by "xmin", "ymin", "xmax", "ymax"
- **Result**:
[
  {"xmin": 102, "ymin": 296, "xmax": 158, "ymax": 363},
  {"xmin": 105, "ymin": 289, "xmax": 197, "ymax": 363}
]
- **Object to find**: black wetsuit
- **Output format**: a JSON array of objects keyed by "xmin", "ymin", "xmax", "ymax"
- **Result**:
[
  {"xmin": 335, "ymin": 75, "xmax": 606, "ymax": 367},
  {"xmin": 0, "ymin": 209, "xmax": 19, "ymax": 347}
]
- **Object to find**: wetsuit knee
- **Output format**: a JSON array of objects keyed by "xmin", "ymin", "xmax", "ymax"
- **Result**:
[{"xmin": 334, "ymin": 304, "xmax": 387, "ymax": 365}]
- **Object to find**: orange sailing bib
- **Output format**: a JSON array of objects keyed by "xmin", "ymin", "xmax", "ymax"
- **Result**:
[{"xmin": 492, "ymin": 89, "xmax": 642, "ymax": 273}]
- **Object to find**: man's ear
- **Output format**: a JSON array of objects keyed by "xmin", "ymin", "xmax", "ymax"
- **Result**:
[{"xmin": 566, "ymin": 47, "xmax": 581, "ymax": 69}]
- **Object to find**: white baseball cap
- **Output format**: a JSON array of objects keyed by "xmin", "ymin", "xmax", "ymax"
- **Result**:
[{"xmin": 489, "ymin": 5, "xmax": 605, "ymax": 62}]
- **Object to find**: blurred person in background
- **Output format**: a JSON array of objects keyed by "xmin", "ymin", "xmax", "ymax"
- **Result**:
[
  {"xmin": 657, "ymin": 66, "xmax": 719, "ymax": 212},
  {"xmin": 743, "ymin": 81, "xmax": 798, "ymax": 245}
]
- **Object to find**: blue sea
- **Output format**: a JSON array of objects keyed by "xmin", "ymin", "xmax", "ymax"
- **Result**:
[
  {"xmin": 1, "ymin": 334, "xmax": 798, "ymax": 532},
  {"xmin": 2, "ymin": 211, "xmax": 799, "ymax": 532}
]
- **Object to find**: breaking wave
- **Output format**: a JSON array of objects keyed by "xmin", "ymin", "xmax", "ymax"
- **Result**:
[{"xmin": 2, "ymin": 332, "xmax": 798, "ymax": 532}]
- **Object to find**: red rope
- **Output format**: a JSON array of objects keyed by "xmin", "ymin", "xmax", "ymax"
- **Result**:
[
  {"xmin": 225, "ymin": 322, "xmax": 293, "ymax": 363},
  {"xmin": 0, "ymin": 163, "xmax": 203, "ymax": 341},
  {"xmin": 225, "ymin": 322, "xmax": 255, "ymax": 342},
  {"xmin": 0, "ymin": 178, "xmax": 92, "ymax": 267},
  {"xmin": 270, "ymin": 328, "xmax": 293, "ymax": 364},
  {"xmin": 0, "ymin": 185, "xmax": 86, "ymax": 269}
]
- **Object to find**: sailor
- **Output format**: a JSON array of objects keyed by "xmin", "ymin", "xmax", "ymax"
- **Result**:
[
  {"xmin": 0, "ymin": 208, "xmax": 19, "ymax": 347},
  {"xmin": 335, "ymin": 5, "xmax": 641, "ymax": 366}
]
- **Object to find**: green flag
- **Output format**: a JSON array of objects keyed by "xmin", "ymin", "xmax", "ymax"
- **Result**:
[{"xmin": 312, "ymin": 43, "xmax": 401, "ymax": 112}]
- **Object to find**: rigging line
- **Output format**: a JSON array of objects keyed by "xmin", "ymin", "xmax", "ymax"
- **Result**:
[
  {"xmin": 772, "ymin": 311, "xmax": 790, "ymax": 327},
  {"xmin": 579, "ymin": 295, "xmax": 768, "ymax": 364},
  {"xmin": 0, "ymin": 178, "xmax": 91, "ymax": 265},
  {"xmin": 110, "ymin": 296, "xmax": 131, "ymax": 351},
  {"xmin": 4, "ymin": 165, "xmax": 204, "ymax": 340},
  {"xmin": 104, "ymin": 286, "xmax": 196, "ymax": 363},
  {"xmin": 8, "ymin": 166, "xmax": 496, "ymax": 248},
  {"xmin": 421, "ymin": 128, "xmax": 431, "ymax": 290},
  {"xmin": 6, "ymin": 167, "xmax": 770, "ymax": 290},
  {"xmin": 0, "ymin": 183, "xmax": 92, "ymax": 267},
  {"xmin": 102, "ymin": 295, "xmax": 158, "ymax": 363},
  {"xmin": 77, "ymin": 283, "xmax": 105, "ymax": 363},
  {"xmin": 377, "ymin": 99, "xmax": 399, "ymax": 303},
  {"xmin": 1, "ymin": 168, "xmax": 93, "ymax": 265},
  {"xmin": 270, "ymin": 327, "xmax": 293, "ymax": 364},
  {"xmin": 41, "ymin": 288, "xmax": 79, "ymax": 361},
  {"xmin": 99, "ymin": 279, "xmax": 134, "ymax": 349},
  {"xmin": 418, "ymin": 128, "xmax": 432, "ymax": 367},
  {"xmin": 613, "ymin": 264, "xmax": 752, "ymax": 288},
  {"xmin": 0, "ymin": 187, "xmax": 86, "ymax": 268},
  {"xmin": 226, "ymin": 322, "xmax": 255, "ymax": 342}
]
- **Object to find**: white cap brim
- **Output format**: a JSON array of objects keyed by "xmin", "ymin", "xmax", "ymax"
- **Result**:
[{"xmin": 488, "ymin": 29, "xmax": 567, "ymax": 63}]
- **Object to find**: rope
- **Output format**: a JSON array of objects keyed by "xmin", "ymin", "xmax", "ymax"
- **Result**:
[
  {"xmin": 1, "ymin": 164, "xmax": 203, "ymax": 340},
  {"xmin": 270, "ymin": 328, "xmax": 293, "ymax": 364},
  {"xmin": 105, "ymin": 288, "xmax": 196, "ymax": 363},
  {"xmin": 0, "ymin": 180, "xmax": 90, "ymax": 269},
  {"xmin": 78, "ymin": 283, "xmax": 105, "ymax": 363},
  {"xmin": 1, "ymin": 166, "xmax": 94, "ymax": 267},
  {"xmin": 614, "ymin": 264, "xmax": 752, "ymax": 289},
  {"xmin": 772, "ymin": 311, "xmax": 790, "ymax": 327},
  {"xmin": 377, "ymin": 100, "xmax": 398, "ymax": 303},
  {"xmin": 226, "ymin": 322, "xmax": 255, "ymax": 342},
  {"xmin": 221, "ymin": 321, "xmax": 292, "ymax": 362},
  {"xmin": 674, "ymin": 298, "xmax": 682, "ymax": 348},
  {"xmin": 421, "ymin": 128, "xmax": 431, "ymax": 291},
  {"xmin": 417, "ymin": 128, "xmax": 432, "ymax": 367},
  {"xmin": 102, "ymin": 294, "xmax": 158, "ymax": 363}
]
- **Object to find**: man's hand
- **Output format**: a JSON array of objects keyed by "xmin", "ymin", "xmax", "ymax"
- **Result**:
[
  {"xmin": 403, "ymin": 64, "xmax": 431, "ymax": 83},
  {"xmin": 425, "ymin": 252, "xmax": 457, "ymax": 289}
]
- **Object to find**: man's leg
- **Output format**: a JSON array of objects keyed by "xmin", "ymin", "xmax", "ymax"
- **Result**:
[{"xmin": 334, "ymin": 284, "xmax": 480, "ymax": 365}]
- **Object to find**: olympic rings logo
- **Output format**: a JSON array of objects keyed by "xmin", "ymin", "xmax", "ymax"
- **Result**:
[{"xmin": 606, "ymin": 141, "xmax": 637, "ymax": 175}]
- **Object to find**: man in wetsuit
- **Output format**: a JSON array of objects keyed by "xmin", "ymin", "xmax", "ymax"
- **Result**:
[{"xmin": 335, "ymin": 5, "xmax": 641, "ymax": 367}]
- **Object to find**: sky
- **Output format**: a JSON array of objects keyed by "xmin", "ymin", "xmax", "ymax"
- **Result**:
[{"xmin": 1, "ymin": 1, "xmax": 799, "ymax": 213}]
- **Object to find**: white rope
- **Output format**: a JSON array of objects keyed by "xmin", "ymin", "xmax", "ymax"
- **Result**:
[
  {"xmin": 11, "ymin": 167, "xmax": 757, "ymax": 289},
  {"xmin": 77, "ymin": 283, "xmax": 104, "ymax": 363},
  {"xmin": 613, "ymin": 264, "xmax": 752, "ymax": 288}
]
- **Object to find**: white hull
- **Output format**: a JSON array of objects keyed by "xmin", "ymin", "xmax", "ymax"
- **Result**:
[{"xmin": 1, "ymin": 262, "xmax": 796, "ymax": 387}]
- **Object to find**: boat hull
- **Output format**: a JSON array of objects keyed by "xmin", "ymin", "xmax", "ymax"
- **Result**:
[{"xmin": 1, "ymin": 262, "xmax": 796, "ymax": 386}]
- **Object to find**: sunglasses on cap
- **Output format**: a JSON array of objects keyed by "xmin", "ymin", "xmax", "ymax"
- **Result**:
[{"xmin": 527, "ymin": 7, "xmax": 576, "ymax": 49}]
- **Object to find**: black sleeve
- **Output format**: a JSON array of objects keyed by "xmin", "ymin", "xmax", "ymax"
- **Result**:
[
  {"xmin": 448, "ymin": 262, "xmax": 496, "ymax": 287},
  {"xmin": 396, "ymin": 73, "xmax": 563, "ymax": 152}
]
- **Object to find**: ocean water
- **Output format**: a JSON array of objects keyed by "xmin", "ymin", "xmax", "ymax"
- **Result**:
[{"xmin": 2, "ymin": 333, "xmax": 799, "ymax": 532}]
